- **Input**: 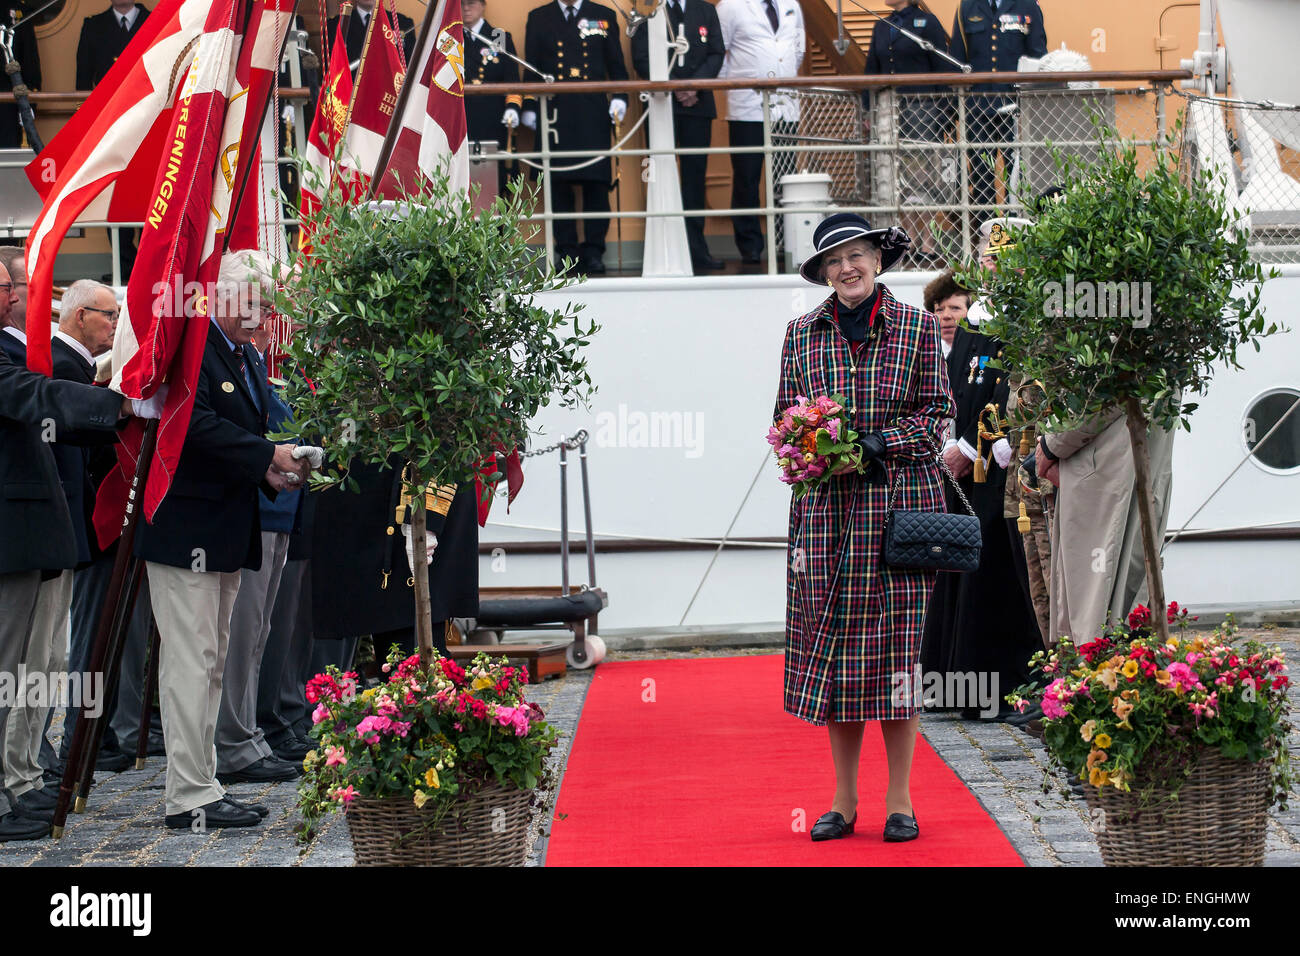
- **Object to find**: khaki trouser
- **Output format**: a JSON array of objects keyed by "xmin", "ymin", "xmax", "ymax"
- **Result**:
[
  {"xmin": 3, "ymin": 569, "xmax": 72, "ymax": 797},
  {"xmin": 146, "ymin": 562, "xmax": 241, "ymax": 815}
]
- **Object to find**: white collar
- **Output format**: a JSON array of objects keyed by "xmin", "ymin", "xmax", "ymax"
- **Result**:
[
  {"xmin": 355, "ymin": 4, "xmax": 371, "ymax": 23},
  {"xmin": 2, "ymin": 325, "xmax": 26, "ymax": 345},
  {"xmin": 54, "ymin": 330, "xmax": 95, "ymax": 366},
  {"xmin": 113, "ymin": 5, "xmax": 140, "ymax": 28},
  {"xmin": 558, "ymin": 0, "xmax": 583, "ymax": 17},
  {"xmin": 941, "ymin": 338, "xmax": 952, "ymax": 358},
  {"xmin": 467, "ymin": 18, "xmax": 485, "ymax": 35}
]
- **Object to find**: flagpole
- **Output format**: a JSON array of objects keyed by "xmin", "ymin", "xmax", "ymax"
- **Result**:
[
  {"xmin": 366, "ymin": 0, "xmax": 444, "ymax": 198},
  {"xmin": 225, "ymin": 0, "xmax": 303, "ymax": 255}
]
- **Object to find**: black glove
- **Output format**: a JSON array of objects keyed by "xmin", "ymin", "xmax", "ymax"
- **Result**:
[
  {"xmin": 856, "ymin": 432, "xmax": 887, "ymax": 485},
  {"xmin": 856, "ymin": 432, "xmax": 887, "ymax": 461}
]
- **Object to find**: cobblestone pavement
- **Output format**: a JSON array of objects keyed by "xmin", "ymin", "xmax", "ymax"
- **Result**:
[{"xmin": 2, "ymin": 629, "xmax": 1294, "ymax": 866}]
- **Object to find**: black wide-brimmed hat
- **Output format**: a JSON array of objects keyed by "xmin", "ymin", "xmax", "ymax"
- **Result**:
[{"xmin": 798, "ymin": 213, "xmax": 911, "ymax": 284}]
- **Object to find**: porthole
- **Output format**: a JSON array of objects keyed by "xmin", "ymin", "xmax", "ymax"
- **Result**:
[{"xmin": 1242, "ymin": 388, "xmax": 1300, "ymax": 474}]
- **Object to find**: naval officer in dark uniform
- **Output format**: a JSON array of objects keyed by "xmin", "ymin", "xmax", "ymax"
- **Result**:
[
  {"xmin": 631, "ymin": 0, "xmax": 725, "ymax": 270},
  {"xmin": 949, "ymin": 0, "xmax": 1046, "ymax": 223},
  {"xmin": 523, "ymin": 0, "xmax": 630, "ymax": 275},
  {"xmin": 0, "ymin": 3, "xmax": 41, "ymax": 148},
  {"xmin": 462, "ymin": 0, "xmax": 523, "ymax": 195},
  {"xmin": 862, "ymin": 0, "xmax": 955, "ymax": 263}
]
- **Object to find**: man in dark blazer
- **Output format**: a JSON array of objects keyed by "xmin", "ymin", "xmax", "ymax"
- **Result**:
[
  {"xmin": 0, "ymin": 258, "xmax": 146, "ymax": 842},
  {"xmin": 632, "ymin": 0, "xmax": 725, "ymax": 270},
  {"xmin": 0, "ymin": 3, "xmax": 41, "ymax": 148},
  {"xmin": 2, "ymin": 280, "xmax": 124, "ymax": 810},
  {"xmin": 523, "ymin": 0, "xmax": 629, "ymax": 275},
  {"xmin": 462, "ymin": 0, "xmax": 523, "ymax": 195},
  {"xmin": 133, "ymin": 250, "xmax": 312, "ymax": 831},
  {"xmin": 325, "ymin": 0, "xmax": 415, "ymax": 75}
]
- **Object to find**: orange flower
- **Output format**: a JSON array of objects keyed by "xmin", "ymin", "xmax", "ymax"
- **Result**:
[
  {"xmin": 1089, "ymin": 766, "xmax": 1111, "ymax": 787},
  {"xmin": 1087, "ymin": 748, "xmax": 1108, "ymax": 770}
]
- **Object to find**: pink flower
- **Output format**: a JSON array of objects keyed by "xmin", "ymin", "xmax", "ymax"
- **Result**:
[
  {"xmin": 1166, "ymin": 662, "xmax": 1204, "ymax": 693},
  {"xmin": 324, "ymin": 745, "xmax": 347, "ymax": 767},
  {"xmin": 331, "ymin": 784, "xmax": 357, "ymax": 804},
  {"xmin": 312, "ymin": 703, "xmax": 331, "ymax": 725},
  {"xmin": 1040, "ymin": 678, "xmax": 1068, "ymax": 719}
]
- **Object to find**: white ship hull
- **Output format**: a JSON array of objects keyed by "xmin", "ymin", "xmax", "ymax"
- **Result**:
[{"xmin": 478, "ymin": 268, "xmax": 1300, "ymax": 630}]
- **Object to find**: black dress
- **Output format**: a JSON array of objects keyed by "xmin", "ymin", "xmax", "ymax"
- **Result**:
[{"xmin": 920, "ymin": 326, "xmax": 1039, "ymax": 713}]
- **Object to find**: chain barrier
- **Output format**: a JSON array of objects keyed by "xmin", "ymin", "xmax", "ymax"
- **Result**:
[{"xmin": 520, "ymin": 429, "xmax": 589, "ymax": 458}]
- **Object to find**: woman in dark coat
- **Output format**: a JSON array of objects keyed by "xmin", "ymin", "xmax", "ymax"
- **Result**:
[
  {"xmin": 773, "ymin": 213, "xmax": 954, "ymax": 843},
  {"xmin": 919, "ymin": 270, "xmax": 1041, "ymax": 718}
]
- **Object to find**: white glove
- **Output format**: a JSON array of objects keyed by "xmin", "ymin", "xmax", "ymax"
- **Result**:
[
  {"xmin": 403, "ymin": 525, "xmax": 438, "ymax": 573},
  {"xmin": 129, "ymin": 383, "xmax": 169, "ymax": 420},
  {"xmin": 609, "ymin": 99, "xmax": 626, "ymax": 124},
  {"xmin": 501, "ymin": 107, "xmax": 519, "ymax": 129},
  {"xmin": 520, "ymin": 109, "xmax": 537, "ymax": 130},
  {"xmin": 281, "ymin": 103, "xmax": 295, "ymax": 123},
  {"xmin": 992, "ymin": 437, "xmax": 1013, "ymax": 470},
  {"xmin": 291, "ymin": 444, "xmax": 324, "ymax": 469}
]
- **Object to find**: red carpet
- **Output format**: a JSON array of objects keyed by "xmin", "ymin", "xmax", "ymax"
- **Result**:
[{"xmin": 545, "ymin": 655, "xmax": 1024, "ymax": 866}]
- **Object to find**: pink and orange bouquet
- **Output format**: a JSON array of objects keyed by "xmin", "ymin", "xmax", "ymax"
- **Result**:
[{"xmin": 768, "ymin": 394, "xmax": 863, "ymax": 498}]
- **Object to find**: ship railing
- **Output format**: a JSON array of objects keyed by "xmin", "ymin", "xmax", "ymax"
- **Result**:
[{"xmin": 6, "ymin": 71, "xmax": 1300, "ymax": 278}]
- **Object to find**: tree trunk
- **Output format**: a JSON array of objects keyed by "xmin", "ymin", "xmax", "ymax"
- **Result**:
[
  {"xmin": 410, "ymin": 490, "xmax": 436, "ymax": 668},
  {"xmin": 1123, "ymin": 397, "xmax": 1169, "ymax": 642}
]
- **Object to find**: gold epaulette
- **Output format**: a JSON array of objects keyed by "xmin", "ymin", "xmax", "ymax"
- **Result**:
[{"xmin": 395, "ymin": 482, "xmax": 457, "ymax": 525}]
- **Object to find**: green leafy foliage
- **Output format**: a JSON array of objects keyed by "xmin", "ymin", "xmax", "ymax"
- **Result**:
[
  {"xmin": 960, "ymin": 125, "xmax": 1282, "ymax": 435},
  {"xmin": 273, "ymin": 166, "xmax": 597, "ymax": 495}
]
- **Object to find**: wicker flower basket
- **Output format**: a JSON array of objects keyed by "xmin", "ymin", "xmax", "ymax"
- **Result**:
[
  {"xmin": 1084, "ymin": 749, "xmax": 1272, "ymax": 867},
  {"xmin": 344, "ymin": 782, "xmax": 534, "ymax": 866}
]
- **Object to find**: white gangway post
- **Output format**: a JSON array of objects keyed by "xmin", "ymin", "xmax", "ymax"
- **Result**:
[{"xmin": 641, "ymin": 4, "xmax": 692, "ymax": 276}]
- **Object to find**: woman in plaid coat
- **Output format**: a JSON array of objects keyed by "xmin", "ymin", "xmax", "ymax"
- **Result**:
[{"xmin": 773, "ymin": 213, "xmax": 954, "ymax": 843}]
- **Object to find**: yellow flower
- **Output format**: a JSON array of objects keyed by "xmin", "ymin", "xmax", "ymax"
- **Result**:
[
  {"xmin": 1121, "ymin": 660, "xmax": 1139, "ymax": 679},
  {"xmin": 303, "ymin": 750, "xmax": 318, "ymax": 771},
  {"xmin": 1108, "ymin": 767, "xmax": 1130, "ymax": 791},
  {"xmin": 1095, "ymin": 733, "xmax": 1112, "ymax": 749},
  {"xmin": 1156, "ymin": 669, "xmax": 1171, "ymax": 686},
  {"xmin": 425, "ymin": 767, "xmax": 440, "ymax": 789},
  {"xmin": 362, "ymin": 687, "xmax": 379, "ymax": 700},
  {"xmin": 1080, "ymin": 719, "xmax": 1097, "ymax": 743},
  {"xmin": 413, "ymin": 789, "xmax": 428, "ymax": 809},
  {"xmin": 1086, "ymin": 748, "xmax": 1108, "ymax": 770},
  {"xmin": 1189, "ymin": 637, "xmax": 1205, "ymax": 654},
  {"xmin": 1089, "ymin": 766, "xmax": 1111, "ymax": 787},
  {"xmin": 471, "ymin": 675, "xmax": 494, "ymax": 692}
]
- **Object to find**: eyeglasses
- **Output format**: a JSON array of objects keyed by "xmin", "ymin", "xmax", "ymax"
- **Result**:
[
  {"xmin": 0, "ymin": 283, "xmax": 11, "ymax": 294},
  {"xmin": 84, "ymin": 306, "xmax": 121, "ymax": 322}
]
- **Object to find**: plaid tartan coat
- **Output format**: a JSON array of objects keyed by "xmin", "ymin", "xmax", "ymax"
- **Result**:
[{"xmin": 774, "ymin": 284, "xmax": 955, "ymax": 724}]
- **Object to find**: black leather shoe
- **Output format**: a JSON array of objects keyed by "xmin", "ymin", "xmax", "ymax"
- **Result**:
[
  {"xmin": 15, "ymin": 787, "xmax": 57, "ymax": 815},
  {"xmin": 0, "ymin": 810, "xmax": 50, "ymax": 842},
  {"xmin": 883, "ymin": 812, "xmax": 919, "ymax": 842},
  {"xmin": 272, "ymin": 735, "xmax": 311, "ymax": 763},
  {"xmin": 584, "ymin": 258, "xmax": 607, "ymax": 275},
  {"xmin": 95, "ymin": 750, "xmax": 132, "ymax": 773},
  {"xmin": 164, "ymin": 799, "xmax": 260, "ymax": 830},
  {"xmin": 223, "ymin": 796, "xmax": 269, "ymax": 819},
  {"xmin": 739, "ymin": 251, "xmax": 763, "ymax": 265},
  {"xmin": 810, "ymin": 810, "xmax": 856, "ymax": 841},
  {"xmin": 217, "ymin": 756, "xmax": 301, "ymax": 784},
  {"xmin": 692, "ymin": 255, "xmax": 725, "ymax": 271}
]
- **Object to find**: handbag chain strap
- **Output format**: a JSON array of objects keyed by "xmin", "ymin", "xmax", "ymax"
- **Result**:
[{"xmin": 886, "ymin": 433, "xmax": 978, "ymax": 518}]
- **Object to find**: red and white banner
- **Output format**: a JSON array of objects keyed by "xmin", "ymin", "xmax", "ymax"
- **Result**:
[
  {"xmin": 372, "ymin": 0, "xmax": 467, "ymax": 200},
  {"xmin": 92, "ymin": 0, "xmax": 293, "ymax": 543},
  {"xmin": 23, "ymin": 0, "xmax": 214, "ymax": 375}
]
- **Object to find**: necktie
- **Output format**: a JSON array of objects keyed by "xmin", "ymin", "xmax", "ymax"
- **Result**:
[
  {"xmin": 565, "ymin": 5, "xmax": 575, "ymax": 24},
  {"xmin": 120, "ymin": 14, "xmax": 129, "ymax": 31},
  {"xmin": 763, "ymin": 0, "xmax": 779, "ymax": 32},
  {"xmin": 235, "ymin": 346, "xmax": 262, "ymax": 413}
]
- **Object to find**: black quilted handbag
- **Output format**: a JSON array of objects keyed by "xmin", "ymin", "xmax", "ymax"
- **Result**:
[{"xmin": 883, "ymin": 439, "xmax": 982, "ymax": 573}]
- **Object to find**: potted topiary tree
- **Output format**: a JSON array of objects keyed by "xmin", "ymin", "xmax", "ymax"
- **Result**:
[
  {"xmin": 275, "ymin": 169, "xmax": 595, "ymax": 666},
  {"xmin": 966, "ymin": 126, "xmax": 1290, "ymax": 865},
  {"xmin": 278, "ymin": 169, "xmax": 595, "ymax": 864}
]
